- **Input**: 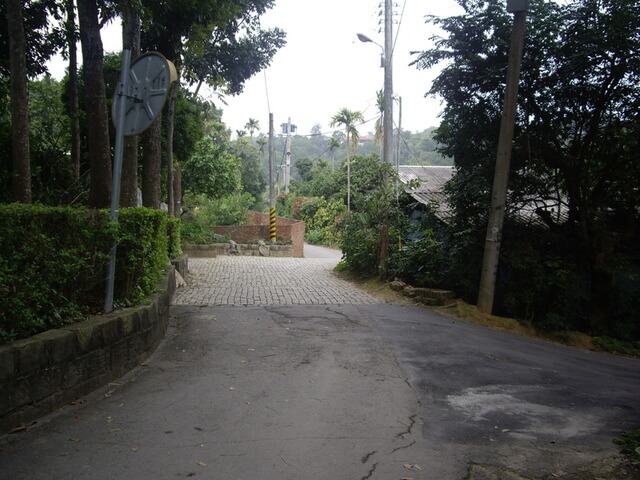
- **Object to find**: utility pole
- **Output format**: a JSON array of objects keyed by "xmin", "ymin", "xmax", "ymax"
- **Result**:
[
  {"xmin": 269, "ymin": 113, "xmax": 276, "ymax": 241},
  {"xmin": 477, "ymin": 0, "xmax": 528, "ymax": 314},
  {"xmin": 395, "ymin": 96, "xmax": 402, "ymax": 196},
  {"xmin": 396, "ymin": 96, "xmax": 402, "ymax": 172},
  {"xmin": 383, "ymin": 0, "xmax": 394, "ymax": 167},
  {"xmin": 281, "ymin": 118, "xmax": 295, "ymax": 193}
]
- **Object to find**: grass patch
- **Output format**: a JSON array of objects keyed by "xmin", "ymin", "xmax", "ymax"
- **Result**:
[
  {"xmin": 593, "ymin": 337, "xmax": 640, "ymax": 357},
  {"xmin": 615, "ymin": 429, "xmax": 640, "ymax": 462}
]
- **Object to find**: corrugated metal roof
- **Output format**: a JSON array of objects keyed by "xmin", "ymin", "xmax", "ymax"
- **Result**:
[
  {"xmin": 398, "ymin": 165, "xmax": 569, "ymax": 227},
  {"xmin": 398, "ymin": 165, "xmax": 454, "ymax": 194},
  {"xmin": 398, "ymin": 166, "xmax": 454, "ymax": 218}
]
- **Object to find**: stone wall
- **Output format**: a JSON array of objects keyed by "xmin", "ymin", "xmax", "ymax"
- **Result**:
[
  {"xmin": 183, "ymin": 243, "xmax": 293, "ymax": 257},
  {"xmin": 0, "ymin": 268, "xmax": 177, "ymax": 434}
]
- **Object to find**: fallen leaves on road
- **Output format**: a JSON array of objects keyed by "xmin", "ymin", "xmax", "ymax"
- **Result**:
[
  {"xmin": 403, "ymin": 463, "xmax": 422, "ymax": 471},
  {"xmin": 197, "ymin": 460, "xmax": 207, "ymax": 467}
]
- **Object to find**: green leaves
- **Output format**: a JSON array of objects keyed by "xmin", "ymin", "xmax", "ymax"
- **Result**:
[
  {"xmin": 182, "ymin": 137, "xmax": 241, "ymax": 199},
  {"xmin": 0, "ymin": 205, "xmax": 174, "ymax": 342},
  {"xmin": 330, "ymin": 108, "xmax": 365, "ymax": 151}
]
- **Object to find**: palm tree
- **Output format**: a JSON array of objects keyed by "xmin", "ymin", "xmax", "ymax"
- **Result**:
[
  {"xmin": 374, "ymin": 89, "xmax": 384, "ymax": 145},
  {"xmin": 245, "ymin": 118, "xmax": 259, "ymax": 137},
  {"xmin": 256, "ymin": 136, "xmax": 267, "ymax": 155},
  {"xmin": 256, "ymin": 136, "xmax": 268, "ymax": 179},
  {"xmin": 330, "ymin": 108, "xmax": 364, "ymax": 211},
  {"xmin": 327, "ymin": 135, "xmax": 342, "ymax": 171}
]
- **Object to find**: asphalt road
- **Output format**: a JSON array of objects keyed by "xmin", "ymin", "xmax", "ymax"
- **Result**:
[{"xmin": 1, "ymin": 249, "xmax": 639, "ymax": 480}]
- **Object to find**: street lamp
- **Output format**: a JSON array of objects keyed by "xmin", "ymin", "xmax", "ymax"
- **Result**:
[
  {"xmin": 356, "ymin": 29, "xmax": 393, "ymax": 169},
  {"xmin": 356, "ymin": 33, "xmax": 384, "ymax": 68}
]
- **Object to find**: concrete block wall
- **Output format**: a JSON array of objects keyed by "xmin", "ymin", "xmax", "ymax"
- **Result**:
[{"xmin": 0, "ymin": 268, "xmax": 176, "ymax": 434}]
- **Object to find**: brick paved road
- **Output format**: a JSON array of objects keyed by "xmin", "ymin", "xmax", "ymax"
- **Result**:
[{"xmin": 172, "ymin": 256, "xmax": 381, "ymax": 306}]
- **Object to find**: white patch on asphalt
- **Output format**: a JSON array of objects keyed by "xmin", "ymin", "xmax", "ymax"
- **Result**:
[{"xmin": 447, "ymin": 385, "xmax": 602, "ymax": 439}]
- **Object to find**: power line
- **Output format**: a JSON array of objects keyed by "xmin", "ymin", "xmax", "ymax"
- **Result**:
[
  {"xmin": 263, "ymin": 71, "xmax": 271, "ymax": 114},
  {"xmin": 392, "ymin": 0, "xmax": 408, "ymax": 56}
]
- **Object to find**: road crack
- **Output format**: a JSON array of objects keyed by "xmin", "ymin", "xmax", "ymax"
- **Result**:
[
  {"xmin": 361, "ymin": 461, "xmax": 378, "ymax": 480},
  {"xmin": 396, "ymin": 414, "xmax": 417, "ymax": 440},
  {"xmin": 361, "ymin": 450, "xmax": 377, "ymax": 464},
  {"xmin": 392, "ymin": 439, "xmax": 416, "ymax": 452}
]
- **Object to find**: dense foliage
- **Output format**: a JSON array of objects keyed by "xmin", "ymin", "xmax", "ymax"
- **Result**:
[
  {"xmin": 182, "ymin": 137, "xmax": 242, "ymax": 199},
  {"xmin": 0, "ymin": 205, "xmax": 173, "ymax": 343},
  {"xmin": 0, "ymin": 204, "xmax": 112, "ymax": 342},
  {"xmin": 0, "ymin": 0, "xmax": 284, "ymax": 209},
  {"xmin": 180, "ymin": 192, "xmax": 254, "ymax": 244},
  {"xmin": 282, "ymin": 0, "xmax": 640, "ymax": 343},
  {"xmin": 409, "ymin": 0, "xmax": 640, "ymax": 338}
]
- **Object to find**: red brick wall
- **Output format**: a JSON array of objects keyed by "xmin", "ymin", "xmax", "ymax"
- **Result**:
[{"xmin": 211, "ymin": 212, "xmax": 305, "ymax": 257}]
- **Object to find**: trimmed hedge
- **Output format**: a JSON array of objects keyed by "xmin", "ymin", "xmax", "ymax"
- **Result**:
[
  {"xmin": 0, "ymin": 205, "xmax": 175, "ymax": 343},
  {"xmin": 167, "ymin": 216, "xmax": 183, "ymax": 260},
  {"xmin": 114, "ymin": 208, "xmax": 168, "ymax": 304}
]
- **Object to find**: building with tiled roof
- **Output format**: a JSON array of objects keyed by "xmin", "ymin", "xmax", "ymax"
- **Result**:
[{"xmin": 398, "ymin": 165, "xmax": 569, "ymax": 228}]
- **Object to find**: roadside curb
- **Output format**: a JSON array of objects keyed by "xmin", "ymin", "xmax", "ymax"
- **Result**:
[{"xmin": 0, "ymin": 268, "xmax": 176, "ymax": 434}]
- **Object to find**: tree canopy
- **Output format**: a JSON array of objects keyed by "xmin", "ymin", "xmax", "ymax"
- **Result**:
[
  {"xmin": 412, "ymin": 0, "xmax": 640, "ymax": 333},
  {"xmin": 0, "ymin": 0, "xmax": 284, "ymax": 208}
]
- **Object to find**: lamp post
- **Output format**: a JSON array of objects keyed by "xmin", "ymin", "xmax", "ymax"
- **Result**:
[
  {"xmin": 356, "ymin": 31, "xmax": 393, "ymax": 166},
  {"xmin": 357, "ymin": 0, "xmax": 394, "ymax": 275}
]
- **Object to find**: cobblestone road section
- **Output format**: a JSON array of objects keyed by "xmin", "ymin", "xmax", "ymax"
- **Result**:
[{"xmin": 172, "ymin": 256, "xmax": 382, "ymax": 306}]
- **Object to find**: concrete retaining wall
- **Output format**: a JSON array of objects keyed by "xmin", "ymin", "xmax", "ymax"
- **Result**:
[
  {"xmin": 0, "ymin": 268, "xmax": 176, "ymax": 434},
  {"xmin": 183, "ymin": 243, "xmax": 293, "ymax": 257}
]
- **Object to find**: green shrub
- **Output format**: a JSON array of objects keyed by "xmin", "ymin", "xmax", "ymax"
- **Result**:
[
  {"xmin": 305, "ymin": 228, "xmax": 326, "ymax": 245},
  {"xmin": 181, "ymin": 193, "xmax": 253, "ymax": 245},
  {"xmin": 115, "ymin": 208, "xmax": 169, "ymax": 305},
  {"xmin": 0, "ymin": 204, "xmax": 114, "ymax": 341},
  {"xmin": 339, "ymin": 212, "xmax": 379, "ymax": 275},
  {"xmin": 180, "ymin": 222, "xmax": 220, "ymax": 244},
  {"xmin": 614, "ymin": 429, "xmax": 640, "ymax": 462},
  {"xmin": 0, "ymin": 205, "xmax": 172, "ymax": 342},
  {"xmin": 389, "ymin": 229, "xmax": 447, "ymax": 288},
  {"xmin": 593, "ymin": 336, "xmax": 640, "ymax": 356},
  {"xmin": 166, "ymin": 216, "xmax": 183, "ymax": 259}
]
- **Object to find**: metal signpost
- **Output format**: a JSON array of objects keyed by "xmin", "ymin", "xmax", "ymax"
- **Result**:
[{"xmin": 105, "ymin": 51, "xmax": 177, "ymax": 313}]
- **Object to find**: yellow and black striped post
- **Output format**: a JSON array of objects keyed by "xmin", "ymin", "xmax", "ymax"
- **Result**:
[{"xmin": 269, "ymin": 207, "xmax": 277, "ymax": 242}]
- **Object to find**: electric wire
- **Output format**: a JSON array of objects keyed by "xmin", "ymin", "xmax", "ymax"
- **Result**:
[
  {"xmin": 263, "ymin": 70, "xmax": 271, "ymax": 114},
  {"xmin": 392, "ymin": 0, "xmax": 408, "ymax": 57}
]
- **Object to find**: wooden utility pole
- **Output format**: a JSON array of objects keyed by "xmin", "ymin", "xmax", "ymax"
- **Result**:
[{"xmin": 477, "ymin": 0, "xmax": 528, "ymax": 313}]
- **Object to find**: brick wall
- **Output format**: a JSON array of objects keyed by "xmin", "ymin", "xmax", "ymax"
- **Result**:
[{"xmin": 212, "ymin": 211, "xmax": 305, "ymax": 257}]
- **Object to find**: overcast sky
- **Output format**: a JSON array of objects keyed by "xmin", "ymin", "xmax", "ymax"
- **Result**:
[
  {"xmin": 48, "ymin": 0, "xmax": 463, "ymax": 136},
  {"xmin": 217, "ymin": 0, "xmax": 463, "ymax": 136}
]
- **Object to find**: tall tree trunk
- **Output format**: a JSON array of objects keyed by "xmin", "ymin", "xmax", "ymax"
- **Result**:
[
  {"xmin": 120, "ymin": 0, "xmax": 141, "ymax": 207},
  {"xmin": 77, "ymin": 0, "xmax": 111, "ymax": 208},
  {"xmin": 66, "ymin": 0, "xmax": 81, "ymax": 178},
  {"xmin": 142, "ymin": 113, "xmax": 162, "ymax": 209},
  {"xmin": 166, "ymin": 81, "xmax": 178, "ymax": 216},
  {"xmin": 6, "ymin": 0, "xmax": 31, "ymax": 203}
]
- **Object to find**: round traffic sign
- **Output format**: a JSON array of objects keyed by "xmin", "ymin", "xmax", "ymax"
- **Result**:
[{"xmin": 112, "ymin": 52, "xmax": 177, "ymax": 136}]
